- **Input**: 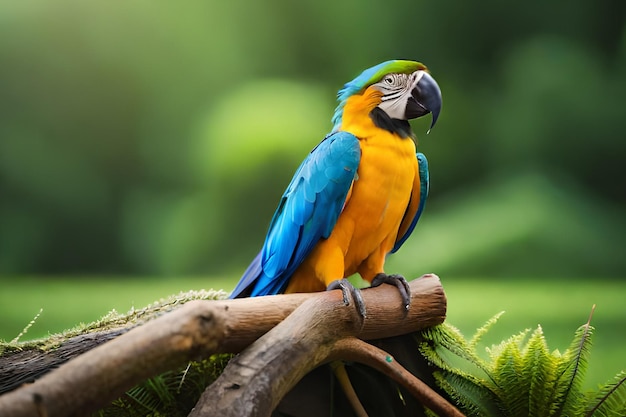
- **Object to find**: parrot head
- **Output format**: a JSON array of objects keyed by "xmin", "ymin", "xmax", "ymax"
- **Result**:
[{"xmin": 332, "ymin": 60, "xmax": 442, "ymax": 135}]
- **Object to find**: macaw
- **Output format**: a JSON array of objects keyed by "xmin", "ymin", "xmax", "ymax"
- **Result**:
[{"xmin": 230, "ymin": 60, "xmax": 441, "ymax": 315}]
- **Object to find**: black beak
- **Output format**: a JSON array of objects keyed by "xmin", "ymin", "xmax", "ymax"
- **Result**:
[{"xmin": 406, "ymin": 72, "xmax": 442, "ymax": 131}]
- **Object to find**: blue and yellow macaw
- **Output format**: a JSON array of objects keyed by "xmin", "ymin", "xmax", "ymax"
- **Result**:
[{"xmin": 230, "ymin": 60, "xmax": 441, "ymax": 314}]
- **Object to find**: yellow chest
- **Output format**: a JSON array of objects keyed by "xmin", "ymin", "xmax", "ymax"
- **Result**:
[{"xmin": 333, "ymin": 103, "xmax": 418, "ymax": 273}]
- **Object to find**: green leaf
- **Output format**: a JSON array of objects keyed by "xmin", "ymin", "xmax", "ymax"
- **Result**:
[
  {"xmin": 585, "ymin": 371, "xmax": 626, "ymax": 417},
  {"xmin": 469, "ymin": 311, "xmax": 505, "ymax": 350},
  {"xmin": 491, "ymin": 332, "xmax": 530, "ymax": 416},
  {"xmin": 418, "ymin": 308, "xmax": 626, "ymax": 417},
  {"xmin": 523, "ymin": 326, "xmax": 556, "ymax": 417},
  {"xmin": 419, "ymin": 324, "xmax": 493, "ymax": 381},
  {"xmin": 551, "ymin": 321, "xmax": 593, "ymax": 416},
  {"xmin": 434, "ymin": 371, "xmax": 504, "ymax": 417}
]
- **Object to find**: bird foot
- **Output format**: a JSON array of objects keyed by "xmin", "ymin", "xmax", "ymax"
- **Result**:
[
  {"xmin": 371, "ymin": 273, "xmax": 411, "ymax": 312},
  {"xmin": 327, "ymin": 278, "xmax": 367, "ymax": 318}
]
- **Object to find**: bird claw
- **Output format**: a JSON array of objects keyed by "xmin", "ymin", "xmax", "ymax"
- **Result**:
[
  {"xmin": 327, "ymin": 278, "xmax": 367, "ymax": 318},
  {"xmin": 371, "ymin": 273, "xmax": 411, "ymax": 312}
]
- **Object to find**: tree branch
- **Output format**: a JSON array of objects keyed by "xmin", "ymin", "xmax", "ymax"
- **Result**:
[
  {"xmin": 0, "ymin": 274, "xmax": 446, "ymax": 417},
  {"xmin": 189, "ymin": 274, "xmax": 446, "ymax": 416},
  {"xmin": 330, "ymin": 337, "xmax": 465, "ymax": 417}
]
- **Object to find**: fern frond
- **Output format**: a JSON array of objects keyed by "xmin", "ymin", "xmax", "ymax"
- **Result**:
[
  {"xmin": 419, "ymin": 324, "xmax": 493, "ymax": 381},
  {"xmin": 97, "ymin": 355, "xmax": 231, "ymax": 417},
  {"xmin": 418, "ymin": 309, "xmax": 625, "ymax": 417},
  {"xmin": 585, "ymin": 371, "xmax": 626, "ymax": 417},
  {"xmin": 491, "ymin": 333, "xmax": 531, "ymax": 416},
  {"xmin": 523, "ymin": 326, "xmax": 557, "ymax": 417},
  {"xmin": 145, "ymin": 371, "xmax": 179, "ymax": 408},
  {"xmin": 420, "ymin": 323, "xmax": 472, "ymax": 359},
  {"xmin": 125, "ymin": 383, "xmax": 162, "ymax": 414},
  {"xmin": 551, "ymin": 321, "xmax": 593, "ymax": 416},
  {"xmin": 469, "ymin": 311, "xmax": 505, "ymax": 350},
  {"xmin": 434, "ymin": 371, "xmax": 505, "ymax": 417},
  {"xmin": 486, "ymin": 327, "xmax": 531, "ymax": 364}
]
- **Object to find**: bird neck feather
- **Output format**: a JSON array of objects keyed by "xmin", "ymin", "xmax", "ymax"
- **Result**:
[{"xmin": 333, "ymin": 87, "xmax": 413, "ymax": 139}]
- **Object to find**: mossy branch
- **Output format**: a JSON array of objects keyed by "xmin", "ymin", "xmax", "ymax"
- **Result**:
[{"xmin": 0, "ymin": 274, "xmax": 449, "ymax": 417}]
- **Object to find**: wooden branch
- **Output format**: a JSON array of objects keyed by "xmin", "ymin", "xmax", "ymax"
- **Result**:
[
  {"xmin": 0, "ymin": 292, "xmax": 312, "ymax": 394},
  {"xmin": 0, "ymin": 274, "xmax": 446, "ymax": 417},
  {"xmin": 0, "ymin": 301, "xmax": 228, "ymax": 417},
  {"xmin": 0, "ymin": 329, "xmax": 128, "ymax": 395},
  {"xmin": 330, "ymin": 338, "xmax": 465, "ymax": 417},
  {"xmin": 189, "ymin": 274, "xmax": 446, "ymax": 417},
  {"xmin": 330, "ymin": 361, "xmax": 370, "ymax": 417}
]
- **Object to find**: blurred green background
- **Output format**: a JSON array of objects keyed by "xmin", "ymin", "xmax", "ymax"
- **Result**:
[{"xmin": 0, "ymin": 0, "xmax": 624, "ymax": 386}]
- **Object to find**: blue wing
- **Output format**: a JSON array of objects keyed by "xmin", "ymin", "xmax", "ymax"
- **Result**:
[
  {"xmin": 390, "ymin": 152, "xmax": 429, "ymax": 253},
  {"xmin": 230, "ymin": 131, "xmax": 361, "ymax": 298}
]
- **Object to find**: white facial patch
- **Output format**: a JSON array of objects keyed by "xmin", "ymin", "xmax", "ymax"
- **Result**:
[{"xmin": 375, "ymin": 71, "xmax": 425, "ymax": 120}]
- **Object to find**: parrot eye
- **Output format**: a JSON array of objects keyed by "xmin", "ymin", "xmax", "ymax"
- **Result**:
[{"xmin": 384, "ymin": 76, "xmax": 394, "ymax": 85}]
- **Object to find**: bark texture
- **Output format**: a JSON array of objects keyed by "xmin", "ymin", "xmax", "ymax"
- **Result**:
[{"xmin": 0, "ymin": 274, "xmax": 453, "ymax": 417}]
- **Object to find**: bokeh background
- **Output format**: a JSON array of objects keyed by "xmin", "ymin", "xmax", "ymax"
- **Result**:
[{"xmin": 0, "ymin": 0, "xmax": 624, "ymax": 386}]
